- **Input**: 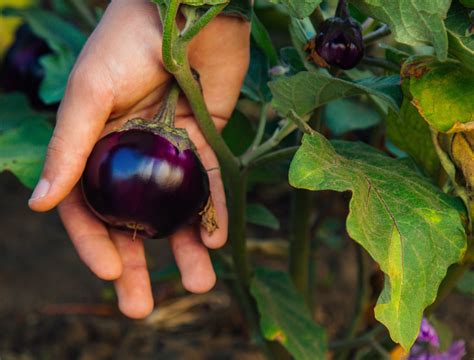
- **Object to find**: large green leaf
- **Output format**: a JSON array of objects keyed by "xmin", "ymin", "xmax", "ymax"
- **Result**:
[
  {"xmin": 446, "ymin": 0, "xmax": 474, "ymax": 71},
  {"xmin": 251, "ymin": 12, "xmax": 278, "ymax": 66},
  {"xmin": 270, "ymin": 72, "xmax": 400, "ymax": 117},
  {"xmin": 402, "ymin": 58, "xmax": 474, "ymax": 133},
  {"xmin": 289, "ymin": 133, "xmax": 466, "ymax": 350},
  {"xmin": 222, "ymin": 110, "xmax": 255, "ymax": 156},
  {"xmin": 351, "ymin": 0, "xmax": 451, "ymax": 61},
  {"xmin": 269, "ymin": 0, "xmax": 322, "ymax": 19},
  {"xmin": 386, "ymin": 99, "xmax": 441, "ymax": 177},
  {"xmin": 0, "ymin": 116, "xmax": 53, "ymax": 189},
  {"xmin": 250, "ymin": 267, "xmax": 327, "ymax": 359}
]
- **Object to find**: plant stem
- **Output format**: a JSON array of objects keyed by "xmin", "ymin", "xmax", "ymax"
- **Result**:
[
  {"xmin": 241, "ymin": 120, "xmax": 297, "ymax": 166},
  {"xmin": 70, "ymin": 0, "xmax": 97, "ymax": 31},
  {"xmin": 337, "ymin": 245, "xmax": 370, "ymax": 360},
  {"xmin": 249, "ymin": 103, "xmax": 270, "ymax": 151},
  {"xmin": 289, "ymin": 189, "xmax": 314, "ymax": 300},
  {"xmin": 363, "ymin": 24, "xmax": 391, "ymax": 45},
  {"xmin": 162, "ymin": 0, "xmax": 181, "ymax": 72},
  {"xmin": 152, "ymin": 81, "xmax": 181, "ymax": 126},
  {"xmin": 329, "ymin": 324, "xmax": 386, "ymax": 350},
  {"xmin": 361, "ymin": 56, "xmax": 400, "ymax": 72},
  {"xmin": 181, "ymin": 4, "xmax": 228, "ymax": 42},
  {"xmin": 247, "ymin": 146, "xmax": 298, "ymax": 171}
]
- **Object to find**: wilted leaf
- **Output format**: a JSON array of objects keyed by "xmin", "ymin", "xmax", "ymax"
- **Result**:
[
  {"xmin": 402, "ymin": 58, "xmax": 474, "ymax": 133},
  {"xmin": 289, "ymin": 133, "xmax": 466, "ymax": 349},
  {"xmin": 250, "ymin": 267, "xmax": 327, "ymax": 359}
]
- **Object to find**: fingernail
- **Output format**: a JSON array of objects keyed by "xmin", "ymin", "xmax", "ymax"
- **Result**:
[{"xmin": 29, "ymin": 179, "xmax": 50, "ymax": 203}]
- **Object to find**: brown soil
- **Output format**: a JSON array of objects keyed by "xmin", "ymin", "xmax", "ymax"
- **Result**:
[{"xmin": 0, "ymin": 173, "xmax": 472, "ymax": 359}]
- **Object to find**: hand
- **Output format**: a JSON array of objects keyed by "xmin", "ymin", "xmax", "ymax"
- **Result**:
[{"xmin": 28, "ymin": 0, "xmax": 250, "ymax": 319}]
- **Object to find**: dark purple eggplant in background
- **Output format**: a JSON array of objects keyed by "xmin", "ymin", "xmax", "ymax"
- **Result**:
[
  {"xmin": 314, "ymin": 0, "xmax": 364, "ymax": 70},
  {"xmin": 82, "ymin": 120, "xmax": 210, "ymax": 239},
  {"xmin": 0, "ymin": 24, "xmax": 52, "ymax": 108}
]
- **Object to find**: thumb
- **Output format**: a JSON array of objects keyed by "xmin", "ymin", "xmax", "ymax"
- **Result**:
[{"xmin": 29, "ymin": 67, "xmax": 113, "ymax": 212}]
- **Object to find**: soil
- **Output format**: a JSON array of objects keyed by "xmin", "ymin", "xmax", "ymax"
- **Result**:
[{"xmin": 0, "ymin": 173, "xmax": 472, "ymax": 359}]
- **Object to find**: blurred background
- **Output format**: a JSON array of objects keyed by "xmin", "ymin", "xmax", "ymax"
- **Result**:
[{"xmin": 0, "ymin": 0, "xmax": 473, "ymax": 359}]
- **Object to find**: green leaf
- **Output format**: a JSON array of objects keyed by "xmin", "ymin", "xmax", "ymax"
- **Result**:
[
  {"xmin": 446, "ymin": 1, "xmax": 474, "ymax": 71},
  {"xmin": 222, "ymin": 110, "xmax": 255, "ymax": 156},
  {"xmin": 242, "ymin": 45, "xmax": 272, "ymax": 103},
  {"xmin": 246, "ymin": 203, "xmax": 280, "ymax": 230},
  {"xmin": 251, "ymin": 12, "xmax": 278, "ymax": 66},
  {"xmin": 0, "ymin": 116, "xmax": 53, "ymax": 189},
  {"xmin": 289, "ymin": 17, "xmax": 315, "ymax": 67},
  {"xmin": 0, "ymin": 93, "xmax": 38, "ymax": 131},
  {"xmin": 460, "ymin": 0, "xmax": 474, "ymax": 7},
  {"xmin": 456, "ymin": 270, "xmax": 474, "ymax": 296},
  {"xmin": 386, "ymin": 99, "xmax": 441, "ymax": 177},
  {"xmin": 402, "ymin": 58, "xmax": 474, "ymax": 133},
  {"xmin": 324, "ymin": 98, "xmax": 382, "ymax": 137},
  {"xmin": 289, "ymin": 133, "xmax": 467, "ymax": 350},
  {"xmin": 3, "ymin": 7, "xmax": 87, "ymax": 54},
  {"xmin": 280, "ymin": 47, "xmax": 306, "ymax": 75},
  {"xmin": 270, "ymin": 0, "xmax": 322, "ymax": 19},
  {"xmin": 351, "ymin": 0, "xmax": 451, "ymax": 61},
  {"xmin": 250, "ymin": 267, "xmax": 327, "ymax": 359},
  {"xmin": 222, "ymin": 0, "xmax": 252, "ymax": 20},
  {"xmin": 39, "ymin": 48, "xmax": 76, "ymax": 104},
  {"xmin": 270, "ymin": 72, "xmax": 400, "ymax": 117}
]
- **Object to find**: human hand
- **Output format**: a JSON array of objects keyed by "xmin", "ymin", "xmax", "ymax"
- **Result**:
[{"xmin": 28, "ymin": 0, "xmax": 250, "ymax": 318}]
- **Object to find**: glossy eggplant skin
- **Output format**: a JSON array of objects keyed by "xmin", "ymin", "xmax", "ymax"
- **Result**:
[
  {"xmin": 315, "ymin": 16, "xmax": 364, "ymax": 70},
  {"xmin": 82, "ymin": 129, "xmax": 210, "ymax": 239}
]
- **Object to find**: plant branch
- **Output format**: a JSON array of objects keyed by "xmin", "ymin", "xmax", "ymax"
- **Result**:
[
  {"xmin": 162, "ymin": 0, "xmax": 181, "ymax": 72},
  {"xmin": 330, "ymin": 324, "xmax": 386, "ymax": 350},
  {"xmin": 181, "ymin": 4, "xmax": 228, "ymax": 42},
  {"xmin": 249, "ymin": 103, "xmax": 270, "ymax": 151},
  {"xmin": 361, "ymin": 56, "xmax": 400, "ymax": 72},
  {"xmin": 289, "ymin": 189, "xmax": 314, "ymax": 301},
  {"xmin": 241, "ymin": 119, "xmax": 298, "ymax": 166},
  {"xmin": 363, "ymin": 24, "xmax": 391, "ymax": 45},
  {"xmin": 247, "ymin": 146, "xmax": 298, "ymax": 171}
]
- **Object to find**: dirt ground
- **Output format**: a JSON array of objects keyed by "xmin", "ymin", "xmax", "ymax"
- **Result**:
[{"xmin": 0, "ymin": 173, "xmax": 472, "ymax": 359}]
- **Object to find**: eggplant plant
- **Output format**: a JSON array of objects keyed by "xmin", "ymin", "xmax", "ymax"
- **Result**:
[{"xmin": 0, "ymin": 0, "xmax": 473, "ymax": 359}]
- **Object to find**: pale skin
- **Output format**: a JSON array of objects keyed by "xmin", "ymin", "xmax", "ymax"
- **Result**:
[{"xmin": 28, "ymin": 0, "xmax": 250, "ymax": 319}]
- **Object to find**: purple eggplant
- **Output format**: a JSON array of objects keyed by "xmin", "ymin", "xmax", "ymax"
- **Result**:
[
  {"xmin": 0, "ymin": 24, "xmax": 52, "ymax": 108},
  {"xmin": 313, "ymin": 0, "xmax": 364, "ymax": 70},
  {"xmin": 81, "ymin": 119, "xmax": 210, "ymax": 239}
]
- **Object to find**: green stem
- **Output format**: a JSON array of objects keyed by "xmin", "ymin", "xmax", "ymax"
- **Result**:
[
  {"xmin": 289, "ymin": 189, "xmax": 314, "ymax": 300},
  {"xmin": 249, "ymin": 103, "xmax": 270, "ymax": 151},
  {"xmin": 162, "ymin": 0, "xmax": 181, "ymax": 72},
  {"xmin": 329, "ymin": 325, "xmax": 386, "ymax": 350},
  {"xmin": 363, "ymin": 24, "xmax": 391, "ymax": 45},
  {"xmin": 337, "ymin": 245, "xmax": 370, "ymax": 360},
  {"xmin": 70, "ymin": 0, "xmax": 97, "ymax": 30},
  {"xmin": 361, "ymin": 57, "xmax": 400, "ymax": 72},
  {"xmin": 181, "ymin": 4, "xmax": 228, "ymax": 42},
  {"xmin": 241, "ymin": 120, "xmax": 297, "ymax": 166},
  {"xmin": 152, "ymin": 81, "xmax": 181, "ymax": 126},
  {"xmin": 247, "ymin": 146, "xmax": 298, "ymax": 171},
  {"xmin": 173, "ymin": 62, "xmax": 240, "ymax": 176}
]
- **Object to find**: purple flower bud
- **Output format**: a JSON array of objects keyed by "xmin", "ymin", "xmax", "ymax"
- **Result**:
[
  {"xmin": 418, "ymin": 318, "xmax": 440, "ymax": 347},
  {"xmin": 440, "ymin": 341, "xmax": 466, "ymax": 360}
]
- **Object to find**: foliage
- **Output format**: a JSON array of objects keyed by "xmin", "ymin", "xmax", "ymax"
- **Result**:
[{"xmin": 1, "ymin": 0, "xmax": 473, "ymax": 358}]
